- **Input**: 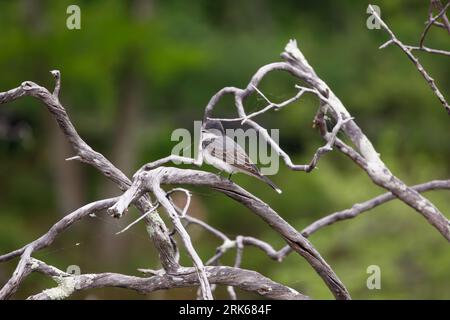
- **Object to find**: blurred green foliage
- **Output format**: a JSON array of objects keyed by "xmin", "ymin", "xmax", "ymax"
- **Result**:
[{"xmin": 0, "ymin": 0, "xmax": 449, "ymax": 299}]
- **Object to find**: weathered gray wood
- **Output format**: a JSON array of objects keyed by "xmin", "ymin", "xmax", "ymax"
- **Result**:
[
  {"xmin": 1, "ymin": 34, "xmax": 448, "ymax": 300},
  {"xmin": 26, "ymin": 259, "xmax": 309, "ymax": 300}
]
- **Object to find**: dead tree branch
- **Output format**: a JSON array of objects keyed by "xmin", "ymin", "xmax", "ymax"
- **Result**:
[
  {"xmin": 182, "ymin": 38, "xmax": 449, "ymax": 240},
  {"xmin": 368, "ymin": 4, "xmax": 450, "ymax": 114},
  {"xmin": 24, "ymin": 259, "xmax": 309, "ymax": 300},
  {"xmin": 421, "ymin": 1, "xmax": 450, "ymax": 46},
  {"xmin": 302, "ymin": 179, "xmax": 450, "ymax": 237},
  {"xmin": 175, "ymin": 179, "xmax": 450, "ymax": 265},
  {"xmin": 0, "ymin": 71, "xmax": 179, "ymax": 273},
  {"xmin": 278, "ymin": 179, "xmax": 450, "ymax": 259},
  {"xmin": 1, "ymin": 25, "xmax": 448, "ymax": 300},
  {"xmin": 0, "ymin": 198, "xmax": 117, "ymax": 299},
  {"xmin": 109, "ymin": 167, "xmax": 352, "ymax": 299},
  {"xmin": 405, "ymin": 45, "xmax": 450, "ymax": 56}
]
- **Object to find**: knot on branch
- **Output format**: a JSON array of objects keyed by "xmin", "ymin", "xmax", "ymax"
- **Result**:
[
  {"xmin": 20, "ymin": 81, "xmax": 41, "ymax": 92},
  {"xmin": 107, "ymin": 168, "xmax": 162, "ymax": 218}
]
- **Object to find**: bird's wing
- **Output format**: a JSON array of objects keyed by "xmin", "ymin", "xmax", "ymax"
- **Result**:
[{"xmin": 208, "ymin": 136, "xmax": 261, "ymax": 176}]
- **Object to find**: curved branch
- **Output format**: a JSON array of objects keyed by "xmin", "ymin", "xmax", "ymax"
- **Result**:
[
  {"xmin": 172, "ymin": 178, "xmax": 450, "ymax": 265},
  {"xmin": 0, "ymin": 198, "xmax": 117, "ymax": 264},
  {"xmin": 280, "ymin": 179, "xmax": 450, "ymax": 259},
  {"xmin": 194, "ymin": 37, "xmax": 450, "ymax": 240},
  {"xmin": 1, "ymin": 36, "xmax": 447, "ymax": 301},
  {"xmin": 302, "ymin": 179, "xmax": 450, "ymax": 237},
  {"xmin": 109, "ymin": 167, "xmax": 351, "ymax": 300},
  {"xmin": 0, "ymin": 198, "xmax": 117, "ymax": 299},
  {"xmin": 151, "ymin": 183, "xmax": 213, "ymax": 300},
  {"xmin": 0, "ymin": 72, "xmax": 178, "ymax": 273},
  {"xmin": 26, "ymin": 259, "xmax": 309, "ymax": 300},
  {"xmin": 282, "ymin": 39, "xmax": 450, "ymax": 240},
  {"xmin": 420, "ymin": 1, "xmax": 450, "ymax": 47},
  {"xmin": 368, "ymin": 4, "xmax": 450, "ymax": 115}
]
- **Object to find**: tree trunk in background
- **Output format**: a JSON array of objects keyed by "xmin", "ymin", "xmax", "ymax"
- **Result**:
[
  {"xmin": 21, "ymin": 0, "xmax": 85, "ymax": 214},
  {"xmin": 48, "ymin": 122, "xmax": 85, "ymax": 213},
  {"xmin": 20, "ymin": 0, "xmax": 44, "ymax": 33},
  {"xmin": 223, "ymin": 0, "xmax": 273, "ymax": 32},
  {"xmin": 98, "ymin": 0, "xmax": 153, "ymax": 276},
  {"xmin": 108, "ymin": 67, "xmax": 142, "ymax": 184}
]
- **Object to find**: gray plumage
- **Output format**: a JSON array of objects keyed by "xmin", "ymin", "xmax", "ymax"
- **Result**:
[{"xmin": 202, "ymin": 120, "xmax": 282, "ymax": 194}]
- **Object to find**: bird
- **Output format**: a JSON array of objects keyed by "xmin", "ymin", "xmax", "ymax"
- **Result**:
[{"xmin": 201, "ymin": 119, "xmax": 282, "ymax": 194}]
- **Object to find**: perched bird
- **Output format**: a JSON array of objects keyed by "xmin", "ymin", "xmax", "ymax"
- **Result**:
[{"xmin": 201, "ymin": 119, "xmax": 282, "ymax": 194}]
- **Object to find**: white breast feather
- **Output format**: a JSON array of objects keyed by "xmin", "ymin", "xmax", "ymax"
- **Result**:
[{"xmin": 203, "ymin": 148, "xmax": 236, "ymax": 174}]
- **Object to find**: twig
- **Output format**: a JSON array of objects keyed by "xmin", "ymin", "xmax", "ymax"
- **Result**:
[
  {"xmin": 116, "ymin": 204, "xmax": 160, "ymax": 235},
  {"xmin": 0, "ymin": 198, "xmax": 117, "ymax": 264},
  {"xmin": 368, "ymin": 4, "xmax": 450, "ymax": 114},
  {"xmin": 215, "ymin": 85, "xmax": 318, "ymax": 124},
  {"xmin": 303, "ymin": 179, "xmax": 450, "ymax": 237},
  {"xmin": 432, "ymin": 0, "xmax": 450, "ymax": 34},
  {"xmin": 405, "ymin": 45, "xmax": 450, "ymax": 57},
  {"xmin": 227, "ymin": 236, "xmax": 244, "ymax": 300},
  {"xmin": 420, "ymin": 1, "xmax": 450, "ymax": 47},
  {"xmin": 166, "ymin": 188, "xmax": 192, "ymax": 218}
]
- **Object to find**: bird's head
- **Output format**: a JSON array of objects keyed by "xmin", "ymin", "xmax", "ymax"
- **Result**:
[
  {"xmin": 203, "ymin": 119, "xmax": 225, "ymax": 134},
  {"xmin": 201, "ymin": 119, "xmax": 225, "ymax": 146}
]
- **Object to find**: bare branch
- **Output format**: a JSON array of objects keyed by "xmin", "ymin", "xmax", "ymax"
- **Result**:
[
  {"xmin": 367, "ymin": 4, "xmax": 450, "ymax": 114},
  {"xmin": 276, "ymin": 179, "xmax": 450, "ymax": 259},
  {"xmin": 26, "ymin": 259, "xmax": 309, "ymax": 300},
  {"xmin": 108, "ymin": 172, "xmax": 213, "ymax": 299},
  {"xmin": 206, "ymin": 179, "xmax": 449, "ymax": 263},
  {"xmin": 0, "ymin": 198, "xmax": 117, "ymax": 264},
  {"xmin": 303, "ymin": 179, "xmax": 450, "ymax": 237},
  {"xmin": 140, "ymin": 155, "xmax": 202, "ymax": 171},
  {"xmin": 283, "ymin": 39, "xmax": 449, "ymax": 240},
  {"xmin": 215, "ymin": 86, "xmax": 317, "ymax": 124},
  {"xmin": 404, "ymin": 45, "xmax": 450, "ymax": 57},
  {"xmin": 1, "ymin": 32, "xmax": 448, "ymax": 301},
  {"xmin": 196, "ymin": 37, "xmax": 450, "ymax": 239},
  {"xmin": 116, "ymin": 204, "xmax": 160, "ymax": 235},
  {"xmin": 50, "ymin": 70, "xmax": 61, "ymax": 97},
  {"xmin": 431, "ymin": 0, "xmax": 450, "ymax": 33},
  {"xmin": 109, "ymin": 167, "xmax": 351, "ymax": 300},
  {"xmin": 240, "ymin": 236, "xmax": 284, "ymax": 261},
  {"xmin": 0, "ymin": 198, "xmax": 118, "ymax": 300},
  {"xmin": 185, "ymin": 215, "xmax": 230, "ymax": 243},
  {"xmin": 0, "ymin": 246, "xmax": 34, "ymax": 300},
  {"xmin": 151, "ymin": 184, "xmax": 213, "ymax": 300},
  {"xmin": 167, "ymin": 188, "xmax": 192, "ymax": 218},
  {"xmin": 173, "ymin": 178, "xmax": 450, "ymax": 267},
  {"xmin": 0, "ymin": 72, "xmax": 179, "ymax": 273},
  {"xmin": 420, "ymin": 1, "xmax": 450, "ymax": 47},
  {"xmin": 227, "ymin": 236, "xmax": 244, "ymax": 300}
]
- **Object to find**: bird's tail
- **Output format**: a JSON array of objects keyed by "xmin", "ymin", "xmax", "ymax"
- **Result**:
[{"xmin": 257, "ymin": 174, "xmax": 282, "ymax": 194}]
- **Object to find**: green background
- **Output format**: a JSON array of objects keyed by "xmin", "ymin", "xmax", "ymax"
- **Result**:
[{"xmin": 0, "ymin": 0, "xmax": 449, "ymax": 299}]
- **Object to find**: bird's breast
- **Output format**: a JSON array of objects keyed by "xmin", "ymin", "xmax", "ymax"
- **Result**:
[{"xmin": 203, "ymin": 149, "xmax": 235, "ymax": 173}]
